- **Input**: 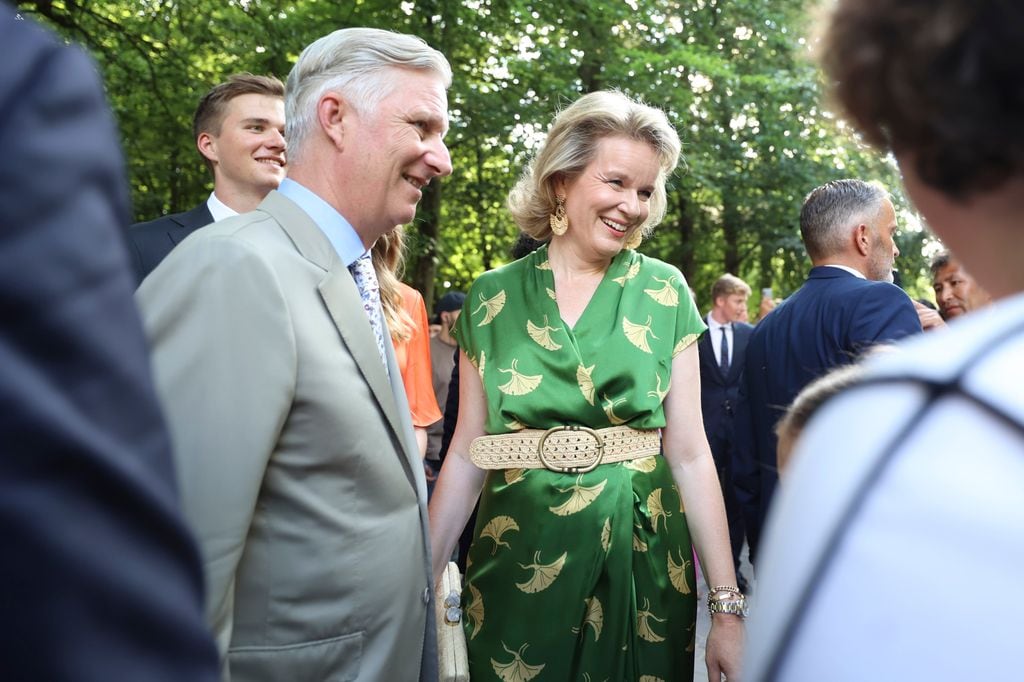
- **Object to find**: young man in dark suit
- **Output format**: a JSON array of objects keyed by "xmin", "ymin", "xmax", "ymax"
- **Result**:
[
  {"xmin": 736, "ymin": 179, "xmax": 922, "ymax": 564},
  {"xmin": 698, "ymin": 273, "xmax": 754, "ymax": 588},
  {"xmin": 128, "ymin": 73, "xmax": 286, "ymax": 283}
]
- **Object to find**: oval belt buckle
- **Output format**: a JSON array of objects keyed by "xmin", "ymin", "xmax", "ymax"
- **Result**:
[{"xmin": 537, "ymin": 425, "xmax": 605, "ymax": 473}]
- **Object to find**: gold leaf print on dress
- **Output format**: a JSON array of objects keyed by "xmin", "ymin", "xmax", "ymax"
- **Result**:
[
  {"xmin": 474, "ymin": 290, "xmax": 507, "ymax": 326},
  {"xmin": 535, "ymin": 259, "xmax": 552, "ymax": 270},
  {"xmin": 623, "ymin": 455, "xmax": 658, "ymax": 473},
  {"xmin": 549, "ymin": 476, "xmax": 608, "ymax": 516},
  {"xmin": 498, "ymin": 359, "xmax": 543, "ymax": 396},
  {"xmin": 644, "ymin": 275, "xmax": 679, "ymax": 307},
  {"xmin": 640, "ymin": 677, "xmax": 666, "ymax": 682},
  {"xmin": 466, "ymin": 583, "xmax": 484, "ymax": 640},
  {"xmin": 480, "ymin": 515, "xmax": 519, "ymax": 554},
  {"xmin": 623, "ymin": 315, "xmax": 659, "ymax": 353},
  {"xmin": 646, "ymin": 373, "xmax": 669, "ymax": 401},
  {"xmin": 546, "ymin": 287, "xmax": 557, "ymax": 300},
  {"xmin": 602, "ymin": 393, "xmax": 628, "ymax": 426},
  {"xmin": 668, "ymin": 548, "xmax": 693, "ymax": 595},
  {"xmin": 526, "ymin": 315, "xmax": 563, "ymax": 351},
  {"xmin": 647, "ymin": 488, "xmax": 672, "ymax": 533},
  {"xmin": 571, "ymin": 596, "xmax": 604, "ymax": 641},
  {"xmin": 612, "ymin": 261, "xmax": 641, "ymax": 286},
  {"xmin": 478, "ymin": 351, "xmax": 487, "ymax": 382},
  {"xmin": 633, "ymin": 524, "xmax": 648, "ymax": 552},
  {"xmin": 504, "ymin": 468, "xmax": 526, "ymax": 485},
  {"xmin": 504, "ymin": 418, "xmax": 524, "ymax": 431},
  {"xmin": 637, "ymin": 597, "xmax": 667, "ymax": 643},
  {"xmin": 516, "ymin": 551, "xmax": 567, "ymax": 593},
  {"xmin": 491, "ymin": 642, "xmax": 545, "ymax": 682},
  {"xmin": 672, "ymin": 333, "xmax": 699, "ymax": 357},
  {"xmin": 576, "ymin": 364, "xmax": 596, "ymax": 405},
  {"xmin": 600, "ymin": 518, "xmax": 611, "ymax": 553}
]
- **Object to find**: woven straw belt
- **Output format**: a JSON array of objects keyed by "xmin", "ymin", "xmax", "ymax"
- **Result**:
[{"xmin": 469, "ymin": 425, "xmax": 662, "ymax": 473}]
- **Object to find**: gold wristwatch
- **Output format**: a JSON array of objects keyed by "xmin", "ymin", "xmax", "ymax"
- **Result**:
[{"xmin": 707, "ymin": 587, "xmax": 748, "ymax": 618}]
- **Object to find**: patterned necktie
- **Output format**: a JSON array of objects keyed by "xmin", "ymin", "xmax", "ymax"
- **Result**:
[
  {"xmin": 719, "ymin": 325, "xmax": 731, "ymax": 375},
  {"xmin": 348, "ymin": 254, "xmax": 389, "ymax": 375}
]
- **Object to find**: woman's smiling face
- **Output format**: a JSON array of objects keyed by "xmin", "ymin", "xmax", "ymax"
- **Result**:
[{"xmin": 554, "ymin": 135, "xmax": 660, "ymax": 261}]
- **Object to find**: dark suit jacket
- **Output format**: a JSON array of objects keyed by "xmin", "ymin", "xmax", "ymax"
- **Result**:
[
  {"xmin": 735, "ymin": 266, "xmax": 922, "ymax": 562},
  {"xmin": 0, "ymin": 10, "xmax": 218, "ymax": 680},
  {"xmin": 129, "ymin": 202, "xmax": 213, "ymax": 284},
  {"xmin": 699, "ymin": 319, "xmax": 754, "ymax": 456}
]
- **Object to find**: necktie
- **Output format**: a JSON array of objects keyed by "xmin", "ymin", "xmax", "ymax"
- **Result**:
[
  {"xmin": 719, "ymin": 325, "xmax": 731, "ymax": 375},
  {"xmin": 348, "ymin": 254, "xmax": 389, "ymax": 375}
]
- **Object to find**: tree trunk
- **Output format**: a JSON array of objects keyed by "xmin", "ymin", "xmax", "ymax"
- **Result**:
[
  {"xmin": 674, "ymin": 192, "xmax": 697, "ymax": 281},
  {"xmin": 411, "ymin": 179, "xmax": 441, "ymax": 313}
]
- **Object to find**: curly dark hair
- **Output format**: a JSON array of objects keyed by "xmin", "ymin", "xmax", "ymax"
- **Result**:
[{"xmin": 822, "ymin": 0, "xmax": 1024, "ymax": 199}]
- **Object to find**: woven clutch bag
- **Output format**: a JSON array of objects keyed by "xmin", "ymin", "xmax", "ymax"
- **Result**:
[{"xmin": 436, "ymin": 562, "xmax": 469, "ymax": 682}]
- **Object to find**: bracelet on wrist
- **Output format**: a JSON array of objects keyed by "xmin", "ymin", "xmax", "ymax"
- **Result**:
[{"xmin": 706, "ymin": 588, "xmax": 747, "ymax": 619}]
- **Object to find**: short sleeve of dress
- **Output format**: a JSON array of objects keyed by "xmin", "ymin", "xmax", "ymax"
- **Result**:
[
  {"xmin": 670, "ymin": 270, "xmax": 707, "ymax": 356},
  {"xmin": 452, "ymin": 271, "xmax": 498, "ymax": 378}
]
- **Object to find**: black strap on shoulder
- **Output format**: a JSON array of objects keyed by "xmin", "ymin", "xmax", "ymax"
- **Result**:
[{"xmin": 762, "ymin": 328, "xmax": 1024, "ymax": 680}]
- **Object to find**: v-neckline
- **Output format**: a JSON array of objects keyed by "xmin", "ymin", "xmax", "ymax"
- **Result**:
[{"xmin": 540, "ymin": 247, "xmax": 630, "ymax": 334}]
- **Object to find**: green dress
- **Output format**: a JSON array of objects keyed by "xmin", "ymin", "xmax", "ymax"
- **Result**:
[{"xmin": 454, "ymin": 245, "xmax": 707, "ymax": 682}]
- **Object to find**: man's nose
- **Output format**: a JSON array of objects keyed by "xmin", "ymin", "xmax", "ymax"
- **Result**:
[
  {"xmin": 426, "ymin": 138, "xmax": 453, "ymax": 178},
  {"xmin": 266, "ymin": 128, "xmax": 286, "ymax": 150}
]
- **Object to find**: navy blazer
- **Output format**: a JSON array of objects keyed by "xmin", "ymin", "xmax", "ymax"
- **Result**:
[
  {"xmin": 698, "ymin": 319, "xmax": 754, "ymax": 451},
  {"xmin": 735, "ymin": 266, "xmax": 922, "ymax": 562},
  {"xmin": 0, "ymin": 10, "xmax": 218, "ymax": 680},
  {"xmin": 128, "ymin": 202, "xmax": 214, "ymax": 284}
]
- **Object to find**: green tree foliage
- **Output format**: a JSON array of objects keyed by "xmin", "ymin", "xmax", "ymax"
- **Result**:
[{"xmin": 19, "ymin": 0, "xmax": 939, "ymax": 312}]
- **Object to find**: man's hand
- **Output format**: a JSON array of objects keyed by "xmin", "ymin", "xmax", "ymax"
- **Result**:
[{"xmin": 914, "ymin": 300, "xmax": 945, "ymax": 331}]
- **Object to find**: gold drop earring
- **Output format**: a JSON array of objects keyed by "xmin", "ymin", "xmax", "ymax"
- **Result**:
[{"xmin": 549, "ymin": 196, "xmax": 568, "ymax": 236}]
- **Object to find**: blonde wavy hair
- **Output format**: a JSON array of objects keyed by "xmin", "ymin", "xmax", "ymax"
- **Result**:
[
  {"xmin": 372, "ymin": 226, "xmax": 415, "ymax": 343},
  {"xmin": 508, "ymin": 90, "xmax": 682, "ymax": 242}
]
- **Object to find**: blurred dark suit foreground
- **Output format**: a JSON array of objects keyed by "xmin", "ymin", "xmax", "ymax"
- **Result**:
[{"xmin": 0, "ymin": 8, "xmax": 218, "ymax": 680}]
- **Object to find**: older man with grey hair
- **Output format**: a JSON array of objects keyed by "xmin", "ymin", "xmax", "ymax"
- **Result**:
[
  {"xmin": 734, "ymin": 179, "xmax": 922, "ymax": 566},
  {"xmin": 136, "ymin": 28, "xmax": 452, "ymax": 681}
]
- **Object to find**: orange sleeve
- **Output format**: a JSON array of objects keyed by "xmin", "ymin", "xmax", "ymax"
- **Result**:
[{"xmin": 396, "ymin": 284, "xmax": 442, "ymax": 428}]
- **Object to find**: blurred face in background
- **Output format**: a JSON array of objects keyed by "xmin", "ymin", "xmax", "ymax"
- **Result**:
[
  {"xmin": 933, "ymin": 261, "xmax": 990, "ymax": 320},
  {"xmin": 714, "ymin": 292, "xmax": 748, "ymax": 323}
]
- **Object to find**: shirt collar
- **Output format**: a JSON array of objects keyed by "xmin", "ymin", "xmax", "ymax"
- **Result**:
[
  {"xmin": 821, "ymin": 263, "xmax": 867, "ymax": 279},
  {"xmin": 206, "ymin": 191, "xmax": 238, "ymax": 222},
  {"xmin": 276, "ymin": 178, "xmax": 367, "ymax": 267}
]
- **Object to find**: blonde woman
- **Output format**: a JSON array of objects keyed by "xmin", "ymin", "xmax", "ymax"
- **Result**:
[
  {"xmin": 429, "ymin": 91, "xmax": 743, "ymax": 681},
  {"xmin": 373, "ymin": 227, "xmax": 441, "ymax": 455}
]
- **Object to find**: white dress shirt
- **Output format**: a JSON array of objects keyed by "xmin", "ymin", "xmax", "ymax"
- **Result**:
[
  {"xmin": 206, "ymin": 191, "xmax": 238, "ymax": 223},
  {"xmin": 706, "ymin": 313, "xmax": 733, "ymax": 368}
]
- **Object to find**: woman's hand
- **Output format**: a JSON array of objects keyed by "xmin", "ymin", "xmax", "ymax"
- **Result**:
[{"xmin": 706, "ymin": 613, "xmax": 744, "ymax": 681}]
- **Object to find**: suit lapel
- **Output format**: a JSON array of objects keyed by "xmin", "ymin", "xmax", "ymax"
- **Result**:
[
  {"xmin": 257, "ymin": 192, "xmax": 420, "ymax": 478},
  {"xmin": 318, "ymin": 269, "xmax": 409, "ymax": 444},
  {"xmin": 703, "ymin": 320, "xmax": 731, "ymax": 383},
  {"xmin": 168, "ymin": 204, "xmax": 214, "ymax": 246},
  {"xmin": 699, "ymin": 329, "xmax": 723, "ymax": 382}
]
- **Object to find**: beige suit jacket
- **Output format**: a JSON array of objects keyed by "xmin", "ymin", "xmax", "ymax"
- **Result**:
[{"xmin": 138, "ymin": 191, "xmax": 436, "ymax": 681}]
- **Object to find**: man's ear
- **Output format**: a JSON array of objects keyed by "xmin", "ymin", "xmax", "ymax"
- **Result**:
[
  {"xmin": 196, "ymin": 132, "xmax": 217, "ymax": 164},
  {"xmin": 318, "ymin": 92, "xmax": 348, "ymax": 150},
  {"xmin": 854, "ymin": 223, "xmax": 872, "ymax": 257}
]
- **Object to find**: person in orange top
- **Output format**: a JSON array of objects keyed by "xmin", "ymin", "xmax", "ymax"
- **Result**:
[{"xmin": 373, "ymin": 227, "xmax": 442, "ymax": 456}]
